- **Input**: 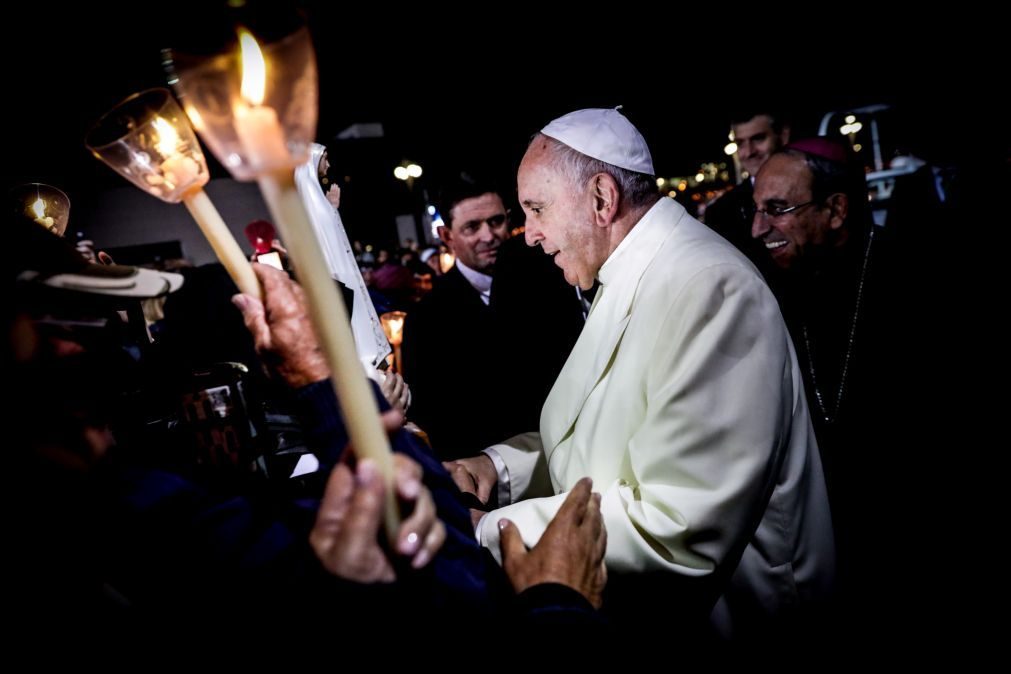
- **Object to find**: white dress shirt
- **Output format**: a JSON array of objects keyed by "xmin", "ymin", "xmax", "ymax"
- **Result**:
[{"xmin": 454, "ymin": 259, "xmax": 493, "ymax": 305}]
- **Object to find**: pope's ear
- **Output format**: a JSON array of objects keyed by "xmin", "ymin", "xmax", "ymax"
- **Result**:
[{"xmin": 591, "ymin": 172, "xmax": 619, "ymax": 227}]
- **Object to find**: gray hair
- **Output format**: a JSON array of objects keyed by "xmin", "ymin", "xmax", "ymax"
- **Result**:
[{"xmin": 535, "ymin": 134, "xmax": 659, "ymax": 209}]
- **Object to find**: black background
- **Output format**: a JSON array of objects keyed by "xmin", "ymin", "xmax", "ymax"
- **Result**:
[{"xmin": 4, "ymin": 2, "xmax": 1001, "ymax": 229}]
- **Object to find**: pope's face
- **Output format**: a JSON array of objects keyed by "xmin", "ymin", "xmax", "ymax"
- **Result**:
[{"xmin": 518, "ymin": 141, "xmax": 606, "ymax": 290}]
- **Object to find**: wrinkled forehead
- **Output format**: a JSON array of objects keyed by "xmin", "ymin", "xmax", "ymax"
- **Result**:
[
  {"xmin": 519, "ymin": 135, "xmax": 557, "ymax": 172},
  {"xmin": 518, "ymin": 145, "xmax": 566, "ymax": 195},
  {"xmin": 754, "ymin": 154, "xmax": 813, "ymax": 199}
]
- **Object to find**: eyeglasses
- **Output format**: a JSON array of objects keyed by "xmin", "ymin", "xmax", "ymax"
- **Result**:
[{"xmin": 741, "ymin": 200, "xmax": 818, "ymax": 220}]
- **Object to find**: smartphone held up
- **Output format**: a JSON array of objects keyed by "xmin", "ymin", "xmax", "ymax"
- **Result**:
[{"xmin": 245, "ymin": 219, "xmax": 285, "ymax": 270}]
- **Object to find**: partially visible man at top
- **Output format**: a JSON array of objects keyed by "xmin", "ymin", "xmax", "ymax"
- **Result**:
[
  {"xmin": 445, "ymin": 108, "xmax": 834, "ymax": 639},
  {"xmin": 401, "ymin": 174, "xmax": 512, "ymax": 460},
  {"xmin": 704, "ymin": 109, "xmax": 791, "ymax": 280}
]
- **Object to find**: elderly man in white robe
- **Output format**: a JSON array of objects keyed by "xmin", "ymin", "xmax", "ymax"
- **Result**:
[{"xmin": 445, "ymin": 108, "xmax": 834, "ymax": 637}]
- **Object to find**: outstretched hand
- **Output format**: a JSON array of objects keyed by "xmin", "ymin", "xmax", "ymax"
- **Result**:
[
  {"xmin": 379, "ymin": 371, "xmax": 411, "ymax": 417},
  {"xmin": 498, "ymin": 477, "xmax": 607, "ymax": 608},
  {"xmin": 442, "ymin": 454, "xmax": 497, "ymax": 506}
]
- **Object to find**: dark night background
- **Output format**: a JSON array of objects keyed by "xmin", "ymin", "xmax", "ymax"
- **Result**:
[{"xmin": 4, "ymin": 2, "xmax": 1003, "ymax": 245}]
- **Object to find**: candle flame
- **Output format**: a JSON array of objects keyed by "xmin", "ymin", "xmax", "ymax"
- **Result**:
[
  {"xmin": 153, "ymin": 116, "xmax": 181, "ymax": 157},
  {"xmin": 30, "ymin": 197, "xmax": 46, "ymax": 220},
  {"xmin": 380, "ymin": 311, "xmax": 407, "ymax": 345},
  {"xmin": 239, "ymin": 29, "xmax": 267, "ymax": 105}
]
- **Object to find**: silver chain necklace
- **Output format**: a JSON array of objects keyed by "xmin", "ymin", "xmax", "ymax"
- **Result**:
[{"xmin": 802, "ymin": 228, "xmax": 876, "ymax": 425}]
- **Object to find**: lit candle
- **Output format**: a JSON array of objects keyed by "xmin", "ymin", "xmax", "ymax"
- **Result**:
[
  {"xmin": 233, "ymin": 30, "xmax": 289, "ymax": 171},
  {"xmin": 214, "ymin": 27, "xmax": 398, "ymax": 539},
  {"xmin": 235, "ymin": 104, "xmax": 289, "ymax": 169},
  {"xmin": 387, "ymin": 316, "xmax": 404, "ymax": 344},
  {"xmin": 380, "ymin": 311, "xmax": 405, "ymax": 346},
  {"xmin": 159, "ymin": 155, "xmax": 199, "ymax": 189},
  {"xmin": 380, "ymin": 311, "xmax": 406, "ymax": 374},
  {"xmin": 152, "ymin": 116, "xmax": 201, "ymax": 193},
  {"xmin": 161, "ymin": 154, "xmax": 200, "ymax": 190},
  {"xmin": 30, "ymin": 197, "xmax": 55, "ymax": 230},
  {"xmin": 87, "ymin": 89, "xmax": 256, "ymax": 298}
]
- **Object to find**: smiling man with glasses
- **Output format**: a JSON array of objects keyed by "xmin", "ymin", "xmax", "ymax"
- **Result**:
[
  {"xmin": 750, "ymin": 139, "xmax": 925, "ymax": 633},
  {"xmin": 751, "ymin": 151, "xmax": 850, "ymax": 271}
]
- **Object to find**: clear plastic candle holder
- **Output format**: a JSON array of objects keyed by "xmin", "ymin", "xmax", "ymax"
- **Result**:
[
  {"xmin": 9, "ymin": 182, "xmax": 71, "ymax": 235},
  {"xmin": 86, "ymin": 88, "xmax": 209, "ymax": 203},
  {"xmin": 165, "ymin": 25, "xmax": 317, "ymax": 180}
]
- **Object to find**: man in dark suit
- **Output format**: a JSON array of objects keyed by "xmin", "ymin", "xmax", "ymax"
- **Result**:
[
  {"xmin": 704, "ymin": 110, "xmax": 790, "ymax": 282},
  {"xmin": 490, "ymin": 233, "xmax": 585, "ymax": 438},
  {"xmin": 750, "ymin": 138, "xmax": 930, "ymax": 636},
  {"xmin": 401, "ymin": 174, "xmax": 513, "ymax": 461}
]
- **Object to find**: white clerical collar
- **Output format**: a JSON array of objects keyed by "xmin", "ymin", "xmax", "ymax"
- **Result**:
[
  {"xmin": 455, "ymin": 259, "xmax": 493, "ymax": 305},
  {"xmin": 597, "ymin": 198, "xmax": 674, "ymax": 288}
]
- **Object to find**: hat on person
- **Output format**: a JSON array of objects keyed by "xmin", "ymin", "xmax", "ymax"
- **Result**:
[
  {"xmin": 540, "ymin": 106, "xmax": 655, "ymax": 175},
  {"xmin": 13, "ymin": 217, "xmax": 184, "ymax": 301},
  {"xmin": 786, "ymin": 137, "xmax": 850, "ymax": 164},
  {"xmin": 419, "ymin": 247, "xmax": 438, "ymax": 264}
]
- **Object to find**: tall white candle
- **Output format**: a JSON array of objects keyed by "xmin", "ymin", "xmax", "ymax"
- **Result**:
[
  {"xmin": 233, "ymin": 29, "xmax": 290, "ymax": 172},
  {"xmin": 231, "ymin": 29, "xmax": 397, "ymax": 538},
  {"xmin": 234, "ymin": 102, "xmax": 290, "ymax": 170}
]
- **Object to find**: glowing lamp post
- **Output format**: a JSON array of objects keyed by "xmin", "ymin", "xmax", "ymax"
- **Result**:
[
  {"xmin": 10, "ymin": 183, "xmax": 71, "ymax": 235},
  {"xmin": 839, "ymin": 115, "xmax": 864, "ymax": 153},
  {"xmin": 166, "ymin": 25, "xmax": 397, "ymax": 535},
  {"xmin": 86, "ymin": 88, "xmax": 258, "ymax": 298}
]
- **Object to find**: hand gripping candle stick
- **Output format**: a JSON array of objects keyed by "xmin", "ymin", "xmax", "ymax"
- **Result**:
[
  {"xmin": 86, "ymin": 88, "xmax": 259, "ymax": 298},
  {"xmin": 166, "ymin": 25, "xmax": 399, "ymax": 538}
]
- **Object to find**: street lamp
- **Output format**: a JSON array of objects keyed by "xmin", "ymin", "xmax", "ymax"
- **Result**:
[
  {"xmin": 839, "ymin": 114, "xmax": 864, "ymax": 153},
  {"xmin": 394, "ymin": 160, "xmax": 423, "ymax": 188}
]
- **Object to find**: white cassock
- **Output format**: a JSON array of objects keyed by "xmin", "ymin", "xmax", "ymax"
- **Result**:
[{"xmin": 477, "ymin": 198, "xmax": 835, "ymax": 633}]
